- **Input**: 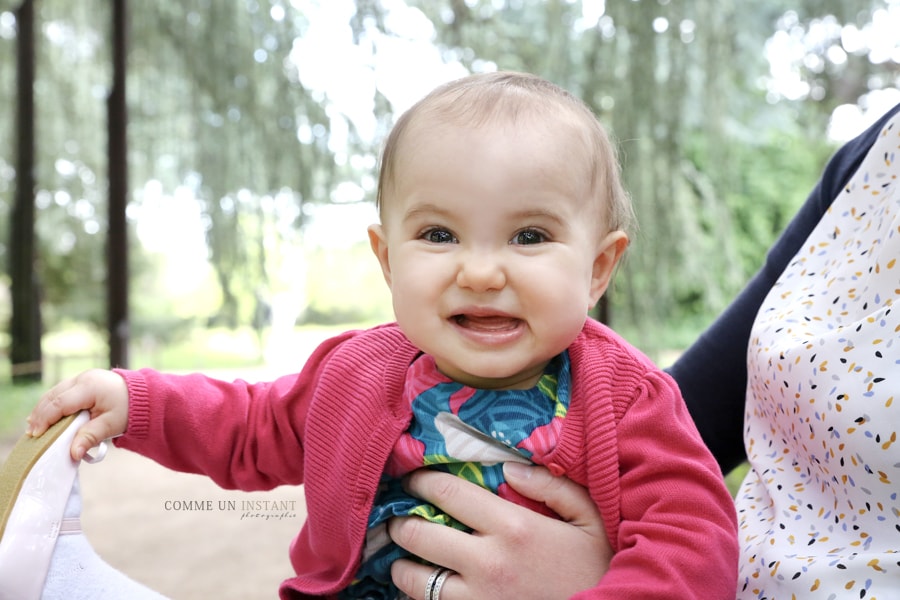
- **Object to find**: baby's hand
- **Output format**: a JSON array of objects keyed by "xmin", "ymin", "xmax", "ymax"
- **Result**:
[{"xmin": 26, "ymin": 369, "xmax": 130, "ymax": 461}]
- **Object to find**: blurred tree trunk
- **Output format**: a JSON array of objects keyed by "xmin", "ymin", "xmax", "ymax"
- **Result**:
[
  {"xmin": 9, "ymin": 0, "xmax": 42, "ymax": 383},
  {"xmin": 108, "ymin": 0, "xmax": 129, "ymax": 367}
]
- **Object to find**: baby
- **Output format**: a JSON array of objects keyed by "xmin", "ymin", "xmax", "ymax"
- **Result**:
[{"xmin": 14, "ymin": 71, "xmax": 738, "ymax": 599}]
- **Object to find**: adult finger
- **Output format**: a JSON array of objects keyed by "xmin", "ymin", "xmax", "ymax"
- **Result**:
[
  {"xmin": 401, "ymin": 468, "xmax": 529, "ymax": 534},
  {"xmin": 391, "ymin": 559, "xmax": 464, "ymax": 600},
  {"xmin": 502, "ymin": 462, "xmax": 604, "ymax": 530},
  {"xmin": 387, "ymin": 514, "xmax": 474, "ymax": 574}
]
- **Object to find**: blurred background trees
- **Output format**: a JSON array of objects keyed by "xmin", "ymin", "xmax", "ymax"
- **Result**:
[{"xmin": 2, "ymin": 0, "xmax": 899, "ymax": 381}]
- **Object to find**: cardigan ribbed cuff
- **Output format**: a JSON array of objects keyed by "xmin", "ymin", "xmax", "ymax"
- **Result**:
[{"xmin": 112, "ymin": 368, "xmax": 152, "ymax": 441}]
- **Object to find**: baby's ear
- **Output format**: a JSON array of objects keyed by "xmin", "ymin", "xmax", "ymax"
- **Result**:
[
  {"xmin": 368, "ymin": 224, "xmax": 392, "ymax": 288},
  {"xmin": 589, "ymin": 231, "xmax": 628, "ymax": 306}
]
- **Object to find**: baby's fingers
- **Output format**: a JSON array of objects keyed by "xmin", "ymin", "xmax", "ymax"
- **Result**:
[
  {"xmin": 26, "ymin": 369, "xmax": 129, "ymax": 460},
  {"xmin": 26, "ymin": 376, "xmax": 83, "ymax": 437},
  {"xmin": 69, "ymin": 414, "xmax": 120, "ymax": 461}
]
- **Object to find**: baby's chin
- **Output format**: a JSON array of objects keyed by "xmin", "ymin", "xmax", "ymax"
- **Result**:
[{"xmin": 433, "ymin": 360, "xmax": 548, "ymax": 391}]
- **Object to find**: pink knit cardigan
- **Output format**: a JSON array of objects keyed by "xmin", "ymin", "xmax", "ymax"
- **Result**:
[{"xmin": 115, "ymin": 319, "xmax": 738, "ymax": 599}]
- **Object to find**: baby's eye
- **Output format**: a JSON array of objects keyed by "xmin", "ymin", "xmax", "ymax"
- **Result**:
[
  {"xmin": 422, "ymin": 228, "xmax": 457, "ymax": 244},
  {"xmin": 511, "ymin": 229, "xmax": 546, "ymax": 245}
]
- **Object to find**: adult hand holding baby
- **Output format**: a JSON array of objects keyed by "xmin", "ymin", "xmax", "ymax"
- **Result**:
[{"xmin": 388, "ymin": 464, "xmax": 611, "ymax": 600}]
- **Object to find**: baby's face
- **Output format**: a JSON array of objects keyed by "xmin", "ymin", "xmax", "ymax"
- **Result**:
[{"xmin": 369, "ymin": 119, "xmax": 626, "ymax": 390}]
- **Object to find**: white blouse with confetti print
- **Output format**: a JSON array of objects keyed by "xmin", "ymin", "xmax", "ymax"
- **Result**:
[{"xmin": 737, "ymin": 115, "xmax": 900, "ymax": 599}]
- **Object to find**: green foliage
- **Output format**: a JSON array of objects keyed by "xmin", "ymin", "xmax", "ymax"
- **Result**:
[
  {"xmin": 725, "ymin": 127, "xmax": 837, "ymax": 276},
  {"xmin": 658, "ymin": 115, "xmax": 837, "ymax": 326},
  {"xmin": 3, "ymin": 0, "xmax": 900, "ymax": 365}
]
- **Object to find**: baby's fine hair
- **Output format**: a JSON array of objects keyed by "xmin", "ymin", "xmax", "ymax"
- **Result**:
[{"xmin": 376, "ymin": 70, "xmax": 634, "ymax": 237}]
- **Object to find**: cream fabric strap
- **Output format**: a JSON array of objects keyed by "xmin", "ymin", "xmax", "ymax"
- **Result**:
[{"xmin": 58, "ymin": 517, "xmax": 81, "ymax": 535}]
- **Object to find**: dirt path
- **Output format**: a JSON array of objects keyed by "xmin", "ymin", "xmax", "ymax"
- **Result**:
[{"xmin": 79, "ymin": 447, "xmax": 306, "ymax": 599}]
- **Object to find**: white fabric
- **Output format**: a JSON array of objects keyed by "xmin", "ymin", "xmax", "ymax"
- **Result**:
[
  {"xmin": 41, "ymin": 477, "xmax": 168, "ymax": 600},
  {"xmin": 737, "ymin": 116, "xmax": 900, "ymax": 597}
]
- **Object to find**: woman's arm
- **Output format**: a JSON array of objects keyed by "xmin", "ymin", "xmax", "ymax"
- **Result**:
[
  {"xmin": 667, "ymin": 101, "xmax": 900, "ymax": 473},
  {"xmin": 388, "ymin": 463, "xmax": 612, "ymax": 600}
]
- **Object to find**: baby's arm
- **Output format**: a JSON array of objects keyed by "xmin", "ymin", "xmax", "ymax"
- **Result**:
[
  {"xmin": 587, "ymin": 370, "xmax": 739, "ymax": 599},
  {"xmin": 110, "ymin": 367, "xmax": 312, "ymax": 490},
  {"xmin": 24, "ymin": 328, "xmax": 362, "ymax": 490},
  {"xmin": 26, "ymin": 368, "xmax": 130, "ymax": 461}
]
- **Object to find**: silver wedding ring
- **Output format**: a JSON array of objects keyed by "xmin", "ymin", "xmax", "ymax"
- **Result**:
[{"xmin": 424, "ymin": 566, "xmax": 454, "ymax": 600}]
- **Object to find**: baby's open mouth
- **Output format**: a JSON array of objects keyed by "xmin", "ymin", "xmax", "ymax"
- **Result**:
[{"xmin": 453, "ymin": 314, "xmax": 521, "ymax": 331}]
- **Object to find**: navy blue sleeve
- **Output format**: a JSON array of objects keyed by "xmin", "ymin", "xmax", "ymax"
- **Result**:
[{"xmin": 666, "ymin": 102, "xmax": 900, "ymax": 474}]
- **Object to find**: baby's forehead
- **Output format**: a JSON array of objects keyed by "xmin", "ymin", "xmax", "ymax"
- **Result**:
[
  {"xmin": 398, "ymin": 106, "xmax": 592, "ymax": 162},
  {"xmin": 384, "ymin": 119, "xmax": 603, "ymax": 211},
  {"xmin": 414, "ymin": 93, "xmax": 586, "ymax": 132},
  {"xmin": 377, "ymin": 84, "xmax": 616, "ymax": 221}
]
